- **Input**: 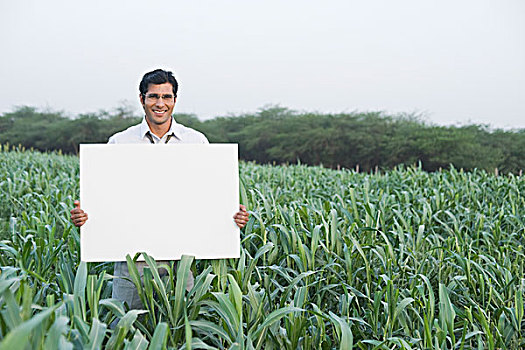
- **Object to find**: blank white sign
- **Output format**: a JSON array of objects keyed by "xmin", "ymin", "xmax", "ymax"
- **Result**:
[{"xmin": 80, "ymin": 144, "xmax": 240, "ymax": 262}]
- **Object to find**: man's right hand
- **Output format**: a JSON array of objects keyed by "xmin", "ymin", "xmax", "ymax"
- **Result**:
[{"xmin": 70, "ymin": 200, "xmax": 88, "ymax": 227}]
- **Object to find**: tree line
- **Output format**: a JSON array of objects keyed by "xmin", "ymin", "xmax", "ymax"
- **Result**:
[{"xmin": 1, "ymin": 105, "xmax": 524, "ymax": 173}]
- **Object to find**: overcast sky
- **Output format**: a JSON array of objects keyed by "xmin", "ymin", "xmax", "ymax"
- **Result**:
[{"xmin": 1, "ymin": 0, "xmax": 524, "ymax": 128}]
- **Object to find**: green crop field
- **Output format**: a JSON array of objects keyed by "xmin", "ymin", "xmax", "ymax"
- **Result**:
[{"xmin": 1, "ymin": 146, "xmax": 524, "ymax": 349}]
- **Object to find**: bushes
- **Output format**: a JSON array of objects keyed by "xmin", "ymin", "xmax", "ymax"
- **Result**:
[{"xmin": 1, "ymin": 105, "xmax": 524, "ymax": 173}]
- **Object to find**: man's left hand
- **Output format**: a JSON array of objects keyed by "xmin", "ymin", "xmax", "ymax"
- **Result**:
[{"xmin": 234, "ymin": 204, "xmax": 249, "ymax": 229}]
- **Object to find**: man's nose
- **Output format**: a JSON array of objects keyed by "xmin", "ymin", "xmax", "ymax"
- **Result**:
[{"xmin": 155, "ymin": 98, "xmax": 166, "ymax": 106}]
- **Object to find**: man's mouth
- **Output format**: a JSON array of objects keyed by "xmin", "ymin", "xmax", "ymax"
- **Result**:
[{"xmin": 153, "ymin": 110, "xmax": 166, "ymax": 116}]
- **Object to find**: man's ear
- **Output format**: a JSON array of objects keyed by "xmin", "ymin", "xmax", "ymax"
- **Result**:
[{"xmin": 139, "ymin": 94, "xmax": 145, "ymax": 106}]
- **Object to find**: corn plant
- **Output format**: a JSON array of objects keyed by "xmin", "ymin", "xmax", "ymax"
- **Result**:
[{"xmin": 1, "ymin": 147, "xmax": 524, "ymax": 349}]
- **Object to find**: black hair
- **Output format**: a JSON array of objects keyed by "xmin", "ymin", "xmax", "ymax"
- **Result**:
[{"xmin": 139, "ymin": 69, "xmax": 178, "ymax": 98}]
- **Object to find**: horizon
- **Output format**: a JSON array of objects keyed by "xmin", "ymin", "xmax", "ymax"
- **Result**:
[{"xmin": 3, "ymin": 103, "xmax": 524, "ymax": 132}]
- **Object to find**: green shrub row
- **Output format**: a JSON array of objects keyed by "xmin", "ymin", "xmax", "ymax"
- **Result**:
[{"xmin": 1, "ymin": 105, "xmax": 524, "ymax": 173}]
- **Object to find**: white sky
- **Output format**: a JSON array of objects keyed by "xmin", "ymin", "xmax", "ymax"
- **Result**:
[{"xmin": 1, "ymin": 0, "xmax": 524, "ymax": 129}]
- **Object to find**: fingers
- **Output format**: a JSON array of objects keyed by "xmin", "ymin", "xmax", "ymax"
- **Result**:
[
  {"xmin": 233, "ymin": 205, "xmax": 250, "ymax": 229},
  {"xmin": 71, "ymin": 200, "xmax": 88, "ymax": 227},
  {"xmin": 71, "ymin": 212, "xmax": 88, "ymax": 227}
]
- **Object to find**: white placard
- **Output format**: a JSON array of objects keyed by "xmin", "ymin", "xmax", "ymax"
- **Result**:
[{"xmin": 80, "ymin": 144, "xmax": 240, "ymax": 262}]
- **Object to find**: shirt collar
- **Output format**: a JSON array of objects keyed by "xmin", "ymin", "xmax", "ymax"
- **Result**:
[{"xmin": 140, "ymin": 117, "xmax": 181, "ymax": 141}]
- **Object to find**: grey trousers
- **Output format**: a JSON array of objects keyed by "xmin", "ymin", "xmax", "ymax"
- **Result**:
[{"xmin": 112, "ymin": 261, "xmax": 194, "ymax": 310}]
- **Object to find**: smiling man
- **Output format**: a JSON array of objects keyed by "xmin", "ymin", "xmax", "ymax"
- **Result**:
[
  {"xmin": 71, "ymin": 68, "xmax": 249, "ymax": 311},
  {"xmin": 106, "ymin": 69, "xmax": 209, "ymax": 145}
]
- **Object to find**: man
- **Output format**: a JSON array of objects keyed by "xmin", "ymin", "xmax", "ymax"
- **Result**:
[{"xmin": 71, "ymin": 69, "xmax": 249, "ymax": 309}]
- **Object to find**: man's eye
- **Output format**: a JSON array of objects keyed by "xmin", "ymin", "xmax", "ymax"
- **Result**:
[
  {"xmin": 162, "ymin": 94, "xmax": 174, "ymax": 100},
  {"xmin": 147, "ymin": 94, "xmax": 160, "ymax": 99}
]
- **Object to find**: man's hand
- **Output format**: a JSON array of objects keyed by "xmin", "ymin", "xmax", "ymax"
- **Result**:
[
  {"xmin": 233, "ymin": 204, "xmax": 249, "ymax": 229},
  {"xmin": 70, "ymin": 200, "xmax": 88, "ymax": 227}
]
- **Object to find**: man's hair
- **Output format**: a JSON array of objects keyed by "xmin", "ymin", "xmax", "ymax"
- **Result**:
[{"xmin": 139, "ymin": 69, "xmax": 179, "ymax": 98}]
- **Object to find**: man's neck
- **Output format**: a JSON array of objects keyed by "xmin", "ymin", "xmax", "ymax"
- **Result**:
[{"xmin": 146, "ymin": 117, "xmax": 172, "ymax": 139}]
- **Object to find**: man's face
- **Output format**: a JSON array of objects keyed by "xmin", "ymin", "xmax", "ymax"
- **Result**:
[{"xmin": 140, "ymin": 83, "xmax": 176, "ymax": 127}]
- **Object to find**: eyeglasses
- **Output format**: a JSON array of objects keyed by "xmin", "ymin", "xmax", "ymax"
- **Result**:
[{"xmin": 144, "ymin": 93, "xmax": 175, "ymax": 102}]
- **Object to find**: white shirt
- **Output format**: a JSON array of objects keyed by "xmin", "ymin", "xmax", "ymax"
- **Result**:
[{"xmin": 108, "ymin": 117, "xmax": 208, "ymax": 144}]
